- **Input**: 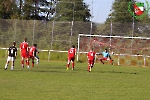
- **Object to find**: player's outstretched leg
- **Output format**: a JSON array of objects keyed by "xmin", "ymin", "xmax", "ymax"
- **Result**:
[
  {"xmin": 109, "ymin": 60, "xmax": 113, "ymax": 65},
  {"xmin": 99, "ymin": 58, "xmax": 104, "ymax": 64}
]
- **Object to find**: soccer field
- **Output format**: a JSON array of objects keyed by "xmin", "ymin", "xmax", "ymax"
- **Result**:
[{"xmin": 1, "ymin": 58, "xmax": 150, "ymax": 100}]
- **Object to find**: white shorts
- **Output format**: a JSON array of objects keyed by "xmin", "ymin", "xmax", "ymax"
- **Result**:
[
  {"xmin": 7, "ymin": 56, "xmax": 15, "ymax": 62},
  {"xmin": 35, "ymin": 56, "xmax": 39, "ymax": 59},
  {"xmin": 107, "ymin": 58, "xmax": 110, "ymax": 60}
]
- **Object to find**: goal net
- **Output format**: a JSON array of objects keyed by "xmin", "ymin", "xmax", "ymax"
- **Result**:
[{"xmin": 77, "ymin": 34, "xmax": 150, "ymax": 66}]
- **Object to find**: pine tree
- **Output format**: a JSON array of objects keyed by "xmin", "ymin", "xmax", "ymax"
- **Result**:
[
  {"xmin": 53, "ymin": 0, "xmax": 91, "ymax": 21},
  {"xmin": 0, "ymin": 0, "xmax": 17, "ymax": 19},
  {"xmin": 100, "ymin": 0, "xmax": 150, "ymax": 36}
]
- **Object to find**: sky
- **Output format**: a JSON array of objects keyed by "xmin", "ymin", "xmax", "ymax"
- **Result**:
[{"xmin": 84, "ymin": 0, "xmax": 150, "ymax": 23}]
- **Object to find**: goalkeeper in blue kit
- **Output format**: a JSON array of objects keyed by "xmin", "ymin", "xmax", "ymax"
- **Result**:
[{"xmin": 99, "ymin": 49, "xmax": 113, "ymax": 65}]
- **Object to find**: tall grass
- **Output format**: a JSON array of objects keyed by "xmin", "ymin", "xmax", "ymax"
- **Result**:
[{"xmin": 1, "ymin": 58, "xmax": 150, "ymax": 100}]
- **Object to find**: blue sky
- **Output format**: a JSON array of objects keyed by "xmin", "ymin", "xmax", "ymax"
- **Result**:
[{"xmin": 84, "ymin": 0, "xmax": 150, "ymax": 23}]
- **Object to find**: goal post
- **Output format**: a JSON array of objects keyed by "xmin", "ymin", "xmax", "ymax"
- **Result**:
[{"xmin": 77, "ymin": 34, "xmax": 150, "ymax": 66}]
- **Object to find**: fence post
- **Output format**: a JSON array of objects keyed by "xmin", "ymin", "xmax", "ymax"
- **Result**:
[
  {"xmin": 118, "ymin": 54, "xmax": 120, "ymax": 66},
  {"xmin": 143, "ymin": 56, "xmax": 146, "ymax": 66},
  {"xmin": 48, "ymin": 50, "xmax": 51, "ymax": 61}
]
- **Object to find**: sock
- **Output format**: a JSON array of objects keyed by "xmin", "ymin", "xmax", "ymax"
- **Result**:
[
  {"xmin": 88, "ymin": 65, "xmax": 90, "ymax": 71},
  {"xmin": 67, "ymin": 63, "xmax": 70, "ymax": 68},
  {"xmin": 101, "ymin": 60, "xmax": 104, "ymax": 64},
  {"xmin": 32, "ymin": 61, "xmax": 34, "ymax": 67},
  {"xmin": 26, "ymin": 60, "xmax": 29, "ymax": 66},
  {"xmin": 72, "ymin": 62, "xmax": 74, "ymax": 69},
  {"xmin": 109, "ymin": 60, "xmax": 113, "ymax": 64},
  {"xmin": 21, "ymin": 60, "xmax": 24, "ymax": 66},
  {"xmin": 5, "ymin": 64, "xmax": 8, "ymax": 69},
  {"xmin": 37, "ymin": 59, "xmax": 39, "ymax": 64},
  {"xmin": 11, "ymin": 66, "xmax": 14, "ymax": 70}
]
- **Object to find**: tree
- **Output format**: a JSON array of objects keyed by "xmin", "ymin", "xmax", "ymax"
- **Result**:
[
  {"xmin": 0, "ymin": 0, "xmax": 91, "ymax": 21},
  {"xmin": 15, "ymin": 0, "xmax": 56, "ymax": 20},
  {"xmin": 106, "ymin": 0, "xmax": 150, "ymax": 23},
  {"xmin": 0, "ymin": 0, "xmax": 18, "ymax": 19},
  {"xmin": 99, "ymin": 0, "xmax": 150, "ymax": 36},
  {"xmin": 106, "ymin": 0, "xmax": 134, "ymax": 23},
  {"xmin": 53, "ymin": 0, "xmax": 91, "ymax": 21}
]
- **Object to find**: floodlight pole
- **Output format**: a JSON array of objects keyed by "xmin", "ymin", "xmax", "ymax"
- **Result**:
[
  {"xmin": 109, "ymin": 14, "xmax": 112, "ymax": 52},
  {"xmin": 110, "ymin": 6, "xmax": 113, "ymax": 52},
  {"xmin": 89, "ymin": 0, "xmax": 93, "ymax": 49},
  {"xmin": 14, "ymin": 19, "xmax": 17, "ymax": 41},
  {"xmin": 32, "ymin": 19, "xmax": 35, "ymax": 45},
  {"xmin": 109, "ymin": 0, "xmax": 113, "ymax": 52},
  {"xmin": 51, "ymin": 20, "xmax": 55, "ymax": 50},
  {"xmin": 70, "ymin": 0, "xmax": 75, "ymax": 46}
]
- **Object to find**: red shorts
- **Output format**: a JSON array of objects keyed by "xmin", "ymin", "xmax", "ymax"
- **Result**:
[
  {"xmin": 102, "ymin": 57, "xmax": 107, "ymax": 60},
  {"xmin": 88, "ymin": 59, "xmax": 94, "ymax": 65},
  {"xmin": 29, "ymin": 55, "xmax": 34, "ymax": 59},
  {"xmin": 21, "ymin": 51, "xmax": 29, "ymax": 58},
  {"xmin": 68, "ymin": 56, "xmax": 75, "ymax": 62},
  {"xmin": 101, "ymin": 57, "xmax": 110, "ymax": 61}
]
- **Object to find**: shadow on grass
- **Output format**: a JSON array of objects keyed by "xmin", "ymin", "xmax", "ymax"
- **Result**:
[
  {"xmin": 32, "ymin": 70, "xmax": 67, "ymax": 73},
  {"xmin": 1, "ymin": 67, "xmax": 137, "ymax": 74},
  {"xmin": 4, "ymin": 69, "xmax": 69, "ymax": 73},
  {"xmin": 94, "ymin": 70, "xmax": 138, "ymax": 75}
]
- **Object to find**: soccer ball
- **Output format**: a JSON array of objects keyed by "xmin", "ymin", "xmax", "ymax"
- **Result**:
[{"xmin": 111, "ymin": 52, "xmax": 114, "ymax": 54}]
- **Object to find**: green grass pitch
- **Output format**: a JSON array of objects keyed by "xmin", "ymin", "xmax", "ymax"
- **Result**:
[{"xmin": 1, "ymin": 58, "xmax": 150, "ymax": 100}]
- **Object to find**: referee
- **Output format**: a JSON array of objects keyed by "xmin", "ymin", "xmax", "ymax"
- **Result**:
[{"xmin": 5, "ymin": 41, "xmax": 17, "ymax": 70}]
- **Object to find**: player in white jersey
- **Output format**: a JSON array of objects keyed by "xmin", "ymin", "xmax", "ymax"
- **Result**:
[
  {"xmin": 5, "ymin": 41, "xmax": 17, "ymax": 70},
  {"xmin": 34, "ymin": 45, "xmax": 39, "ymax": 64}
]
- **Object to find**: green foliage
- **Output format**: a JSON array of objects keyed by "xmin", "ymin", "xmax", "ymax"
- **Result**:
[
  {"xmin": 0, "ymin": 49, "xmax": 7, "ymax": 58},
  {"xmin": 50, "ymin": 52, "xmax": 68, "ymax": 61},
  {"xmin": 55, "ymin": 0, "xmax": 91, "ymax": 22},
  {"xmin": 111, "ymin": 0, "xmax": 134, "ymax": 23},
  {"xmin": 0, "ymin": 0, "xmax": 91, "ymax": 22},
  {"xmin": 38, "ymin": 51, "xmax": 68, "ymax": 61},
  {"xmin": 37, "ymin": 51, "xmax": 49, "ymax": 60},
  {"xmin": 0, "ymin": 0, "xmax": 18, "ymax": 19},
  {"xmin": 0, "ymin": 19, "xmax": 96, "ymax": 51},
  {"xmin": 106, "ymin": 0, "xmax": 150, "ymax": 23},
  {"xmin": 96, "ymin": 0, "xmax": 150, "ymax": 36},
  {"xmin": 78, "ymin": 53, "xmax": 87, "ymax": 62}
]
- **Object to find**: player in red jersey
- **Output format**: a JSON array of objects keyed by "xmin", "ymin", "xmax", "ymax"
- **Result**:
[
  {"xmin": 87, "ymin": 48, "xmax": 97, "ymax": 72},
  {"xmin": 20, "ymin": 38, "xmax": 29, "ymax": 68},
  {"xmin": 28, "ymin": 44, "xmax": 37, "ymax": 67},
  {"xmin": 66, "ymin": 45, "xmax": 76, "ymax": 70}
]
